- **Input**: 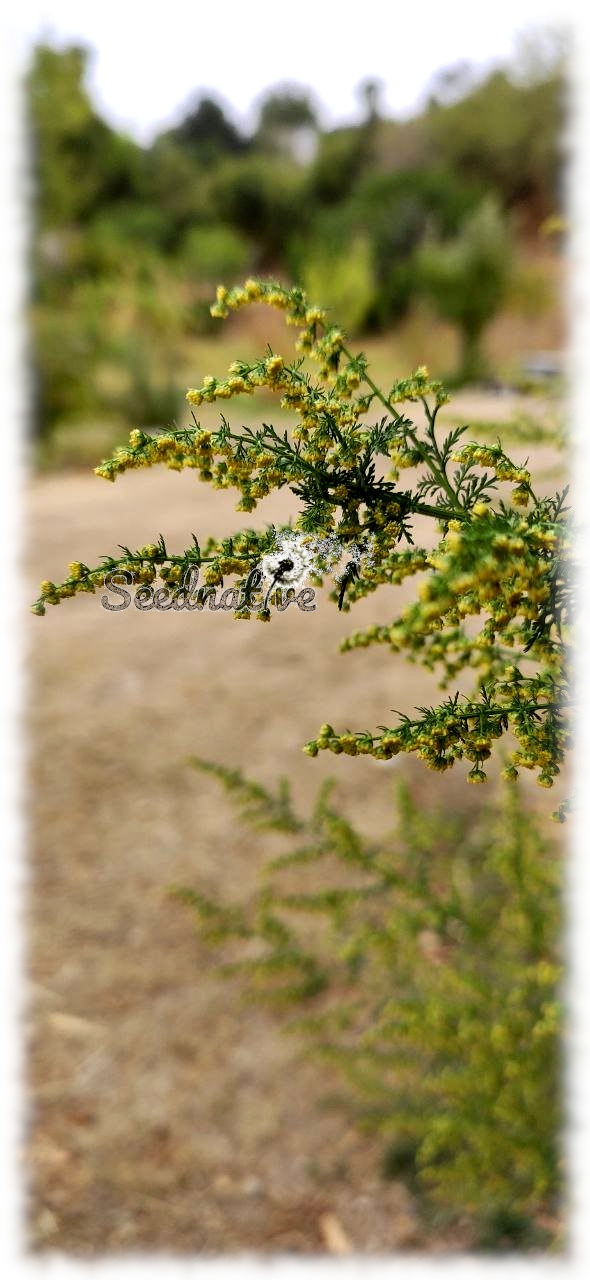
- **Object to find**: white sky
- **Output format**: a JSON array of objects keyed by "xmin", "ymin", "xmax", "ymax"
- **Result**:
[{"xmin": 8, "ymin": 0, "xmax": 572, "ymax": 142}]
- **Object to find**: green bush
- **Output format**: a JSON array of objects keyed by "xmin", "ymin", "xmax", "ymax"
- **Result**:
[
  {"xmin": 300, "ymin": 168, "xmax": 487, "ymax": 328},
  {"xmin": 139, "ymin": 137, "xmax": 213, "ymax": 244},
  {"xmin": 82, "ymin": 205, "xmax": 172, "ymax": 268},
  {"xmin": 302, "ymin": 235, "xmax": 375, "ymax": 334},
  {"xmin": 31, "ymin": 259, "xmax": 189, "ymax": 437},
  {"xmin": 26, "ymin": 37, "xmax": 564, "ymax": 439},
  {"xmin": 208, "ymin": 155, "xmax": 308, "ymax": 260},
  {"xmin": 29, "ymin": 303, "xmax": 100, "ymax": 434},
  {"xmin": 179, "ymin": 223, "xmax": 252, "ymax": 283},
  {"xmin": 173, "ymin": 761, "xmax": 563, "ymax": 1247},
  {"xmin": 355, "ymin": 169, "xmax": 486, "ymax": 324},
  {"xmin": 107, "ymin": 338, "xmax": 182, "ymax": 429},
  {"xmin": 308, "ymin": 127, "xmax": 366, "ymax": 204}
]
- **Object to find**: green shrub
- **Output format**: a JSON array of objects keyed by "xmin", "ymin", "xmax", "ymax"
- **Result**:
[
  {"xmin": 179, "ymin": 223, "xmax": 252, "ymax": 284},
  {"xmin": 350, "ymin": 168, "xmax": 487, "ymax": 326},
  {"xmin": 172, "ymin": 761, "xmax": 563, "ymax": 1247},
  {"xmin": 302, "ymin": 235, "xmax": 375, "ymax": 333},
  {"xmin": 299, "ymin": 168, "xmax": 485, "ymax": 328},
  {"xmin": 81, "ymin": 206, "xmax": 172, "ymax": 269},
  {"xmin": 109, "ymin": 340, "xmax": 182, "ymax": 429},
  {"xmin": 208, "ymin": 155, "xmax": 308, "ymax": 260},
  {"xmin": 29, "ymin": 301, "xmax": 104, "ymax": 434},
  {"xmin": 308, "ymin": 127, "xmax": 366, "ymax": 204}
]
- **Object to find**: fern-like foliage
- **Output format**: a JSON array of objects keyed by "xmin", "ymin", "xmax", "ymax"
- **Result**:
[{"xmin": 171, "ymin": 758, "xmax": 563, "ymax": 1245}]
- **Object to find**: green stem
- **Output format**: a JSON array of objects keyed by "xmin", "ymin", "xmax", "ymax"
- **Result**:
[
  {"xmin": 405, "ymin": 423, "xmax": 461, "ymax": 511},
  {"xmin": 341, "ymin": 343, "xmax": 462, "ymax": 514}
]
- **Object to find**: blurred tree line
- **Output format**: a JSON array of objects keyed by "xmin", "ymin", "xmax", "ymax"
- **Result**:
[{"xmin": 25, "ymin": 33, "xmax": 565, "ymax": 440}]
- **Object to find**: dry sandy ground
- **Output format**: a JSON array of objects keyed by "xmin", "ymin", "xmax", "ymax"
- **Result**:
[{"xmin": 24, "ymin": 399, "xmax": 566, "ymax": 1256}]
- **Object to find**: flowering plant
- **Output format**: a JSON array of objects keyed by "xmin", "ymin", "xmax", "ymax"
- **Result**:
[
  {"xmin": 173, "ymin": 759, "xmax": 562, "ymax": 1247},
  {"xmin": 31, "ymin": 279, "xmax": 572, "ymax": 813}
]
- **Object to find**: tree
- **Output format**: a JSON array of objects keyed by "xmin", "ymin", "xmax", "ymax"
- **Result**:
[
  {"xmin": 424, "ymin": 63, "xmax": 565, "ymax": 221},
  {"xmin": 308, "ymin": 127, "xmax": 366, "ymax": 204},
  {"xmin": 416, "ymin": 196, "xmax": 513, "ymax": 381},
  {"xmin": 356, "ymin": 76, "xmax": 385, "ymax": 124},
  {"xmin": 256, "ymin": 85, "xmax": 318, "ymax": 133},
  {"xmin": 26, "ymin": 43, "xmax": 142, "ymax": 230},
  {"xmin": 341, "ymin": 167, "xmax": 485, "ymax": 326},
  {"xmin": 167, "ymin": 95, "xmax": 247, "ymax": 162},
  {"xmin": 139, "ymin": 136, "xmax": 212, "ymax": 244},
  {"xmin": 427, "ymin": 60, "xmax": 477, "ymax": 107},
  {"xmin": 254, "ymin": 85, "xmax": 319, "ymax": 163}
]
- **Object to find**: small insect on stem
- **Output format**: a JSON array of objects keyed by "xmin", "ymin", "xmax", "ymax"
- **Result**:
[
  {"xmin": 264, "ymin": 559, "xmax": 295, "ymax": 611},
  {"xmin": 338, "ymin": 561, "xmax": 360, "ymax": 611}
]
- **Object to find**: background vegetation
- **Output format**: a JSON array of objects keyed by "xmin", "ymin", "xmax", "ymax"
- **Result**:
[{"xmin": 26, "ymin": 34, "xmax": 566, "ymax": 458}]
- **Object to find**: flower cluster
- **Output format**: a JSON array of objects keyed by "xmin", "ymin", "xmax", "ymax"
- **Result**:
[
  {"xmin": 303, "ymin": 670, "xmax": 570, "ymax": 792},
  {"xmin": 450, "ymin": 442, "xmax": 533, "ymax": 506},
  {"xmin": 387, "ymin": 366, "xmax": 450, "ymax": 407},
  {"xmin": 32, "ymin": 279, "xmax": 572, "ymax": 810}
]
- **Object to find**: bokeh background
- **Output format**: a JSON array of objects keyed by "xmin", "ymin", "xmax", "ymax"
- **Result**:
[
  {"xmin": 25, "ymin": 20, "xmax": 566, "ymax": 465},
  {"xmin": 22, "ymin": 2, "xmax": 569, "ymax": 1256}
]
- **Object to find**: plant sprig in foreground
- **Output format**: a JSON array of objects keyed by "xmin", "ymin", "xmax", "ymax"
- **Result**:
[{"xmin": 31, "ymin": 279, "xmax": 572, "ymax": 808}]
